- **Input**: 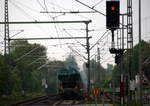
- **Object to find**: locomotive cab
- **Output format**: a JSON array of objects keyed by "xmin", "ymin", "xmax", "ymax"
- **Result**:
[{"xmin": 58, "ymin": 68, "xmax": 83, "ymax": 99}]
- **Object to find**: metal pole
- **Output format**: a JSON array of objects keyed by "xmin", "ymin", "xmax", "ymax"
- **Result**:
[
  {"xmin": 139, "ymin": 0, "xmax": 143, "ymax": 105},
  {"xmin": 0, "ymin": 20, "xmax": 91, "ymax": 24},
  {"xmin": 127, "ymin": 0, "xmax": 134, "ymax": 105},
  {"xmin": 111, "ymin": 30, "xmax": 115, "ymax": 48},
  {"xmin": 120, "ymin": 15, "xmax": 125, "ymax": 106},
  {"xmin": 9, "ymin": 37, "xmax": 91, "ymax": 40},
  {"xmin": 97, "ymin": 48, "xmax": 100, "ymax": 81},
  {"xmin": 112, "ymin": 71, "xmax": 115, "ymax": 106},
  {"xmin": 86, "ymin": 22, "xmax": 90, "ymax": 95},
  {"xmin": 40, "ymin": 11, "xmax": 96, "ymax": 14},
  {"xmin": 122, "ymin": 15, "xmax": 124, "ymax": 51},
  {"xmin": 94, "ymin": 55, "xmax": 96, "ymax": 82}
]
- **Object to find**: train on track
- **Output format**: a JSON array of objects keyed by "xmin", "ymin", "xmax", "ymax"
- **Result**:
[{"xmin": 58, "ymin": 67, "xmax": 84, "ymax": 99}]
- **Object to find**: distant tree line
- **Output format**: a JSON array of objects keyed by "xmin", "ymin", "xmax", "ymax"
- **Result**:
[
  {"xmin": 83, "ymin": 58, "xmax": 113, "ymax": 90},
  {"xmin": 112, "ymin": 40, "xmax": 150, "ymax": 87},
  {"xmin": 0, "ymin": 40, "xmax": 63, "ymax": 97}
]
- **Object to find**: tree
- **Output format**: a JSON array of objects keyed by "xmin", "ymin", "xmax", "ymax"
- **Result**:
[
  {"xmin": 0, "ymin": 54, "xmax": 14, "ymax": 95},
  {"xmin": 9, "ymin": 40, "xmax": 47, "ymax": 94},
  {"xmin": 112, "ymin": 40, "xmax": 150, "ymax": 88}
]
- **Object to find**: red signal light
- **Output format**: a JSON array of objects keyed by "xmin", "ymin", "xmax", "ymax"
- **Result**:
[
  {"xmin": 111, "ymin": 6, "xmax": 116, "ymax": 11},
  {"xmin": 106, "ymin": 1, "xmax": 120, "ymax": 29}
]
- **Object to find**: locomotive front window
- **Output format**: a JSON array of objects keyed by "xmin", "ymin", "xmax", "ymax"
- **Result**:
[{"xmin": 62, "ymin": 81, "xmax": 77, "ymax": 88}]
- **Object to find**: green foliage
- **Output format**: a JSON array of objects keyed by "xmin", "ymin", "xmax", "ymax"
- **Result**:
[
  {"xmin": 128, "ymin": 40, "xmax": 150, "ymax": 79},
  {"xmin": 0, "ymin": 54, "xmax": 14, "ymax": 95},
  {"xmin": 89, "ymin": 59, "xmax": 113, "ymax": 89},
  {"xmin": 0, "ymin": 40, "xmax": 48, "ymax": 98},
  {"xmin": 95, "ymin": 77, "xmax": 112, "ymax": 90},
  {"xmin": 112, "ymin": 40, "xmax": 150, "ymax": 87},
  {"xmin": 0, "ymin": 40, "xmax": 71, "ymax": 105},
  {"xmin": 90, "ymin": 59, "xmax": 107, "ymax": 82},
  {"xmin": 9, "ymin": 40, "xmax": 47, "ymax": 94}
]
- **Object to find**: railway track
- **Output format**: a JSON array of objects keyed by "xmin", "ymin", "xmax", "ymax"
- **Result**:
[
  {"xmin": 10, "ymin": 96, "xmax": 49, "ymax": 106},
  {"xmin": 9, "ymin": 95, "xmax": 84, "ymax": 106},
  {"xmin": 53, "ymin": 99, "xmax": 84, "ymax": 105},
  {"xmin": 104, "ymin": 92, "xmax": 120, "ymax": 103}
]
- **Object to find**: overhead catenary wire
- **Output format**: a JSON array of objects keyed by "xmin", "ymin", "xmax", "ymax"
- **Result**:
[
  {"xmin": 36, "ymin": 0, "xmax": 55, "ymax": 38},
  {"xmin": 92, "ymin": 0, "xmax": 105, "ymax": 9},
  {"xmin": 10, "ymin": 30, "xmax": 24, "ymax": 38},
  {"xmin": 67, "ymin": 45, "xmax": 87, "ymax": 61},
  {"xmin": 36, "ymin": 0, "xmax": 45, "ymax": 10},
  {"xmin": 38, "ymin": 0, "xmax": 93, "ymax": 43},
  {"xmin": 40, "ymin": 11, "xmax": 96, "ymax": 14},
  {"xmin": 15, "ymin": 46, "xmax": 40, "ymax": 62},
  {"xmin": 51, "ymin": 0, "xmax": 62, "ymax": 47},
  {"xmin": 90, "ymin": 30, "xmax": 110, "ymax": 50},
  {"xmin": 9, "ymin": 0, "xmax": 54, "ymax": 38},
  {"xmin": 43, "ymin": 0, "xmax": 48, "ymax": 12},
  {"xmin": 42, "ymin": 0, "xmax": 91, "ymax": 39},
  {"xmin": 63, "ymin": 29, "xmax": 86, "ymax": 48},
  {"xmin": 46, "ymin": 0, "xmax": 91, "ymax": 20},
  {"xmin": 90, "ymin": 36, "xmax": 111, "ymax": 59},
  {"xmin": 9, "ymin": 0, "xmax": 37, "ymax": 21},
  {"xmin": 13, "ymin": 0, "xmax": 40, "ymax": 13},
  {"xmin": 74, "ymin": 0, "xmax": 105, "ymax": 16},
  {"xmin": 90, "ymin": 32, "xmax": 111, "ymax": 65},
  {"xmin": 8, "ymin": 1, "xmax": 56, "ymax": 44},
  {"xmin": 40, "ymin": 0, "xmax": 67, "ymax": 48},
  {"xmin": 5, "ymin": 0, "xmax": 115, "ymax": 67}
]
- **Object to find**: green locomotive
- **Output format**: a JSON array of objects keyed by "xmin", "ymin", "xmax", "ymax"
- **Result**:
[{"xmin": 58, "ymin": 67, "xmax": 83, "ymax": 99}]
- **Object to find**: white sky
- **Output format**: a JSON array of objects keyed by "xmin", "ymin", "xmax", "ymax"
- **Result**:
[{"xmin": 0, "ymin": 0, "xmax": 150, "ymax": 68}]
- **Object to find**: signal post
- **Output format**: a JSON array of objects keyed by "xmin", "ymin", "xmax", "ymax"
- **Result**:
[{"xmin": 106, "ymin": 0, "xmax": 125, "ymax": 105}]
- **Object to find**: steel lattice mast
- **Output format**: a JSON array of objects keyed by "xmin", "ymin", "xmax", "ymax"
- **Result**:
[
  {"xmin": 4, "ymin": 0, "xmax": 10, "ymax": 54},
  {"xmin": 127, "ymin": 0, "xmax": 133, "ymax": 58},
  {"xmin": 127, "ymin": 0, "xmax": 134, "ymax": 104}
]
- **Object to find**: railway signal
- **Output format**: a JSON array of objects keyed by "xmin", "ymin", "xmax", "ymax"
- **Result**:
[{"xmin": 106, "ymin": 0, "xmax": 120, "ymax": 29}]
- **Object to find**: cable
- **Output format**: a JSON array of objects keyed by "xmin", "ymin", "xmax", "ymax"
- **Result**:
[
  {"xmin": 63, "ymin": 29, "xmax": 85, "ymax": 48},
  {"xmin": 9, "ymin": 0, "xmax": 37, "ymax": 21},
  {"xmin": 6, "ymin": 0, "xmax": 52, "ymax": 39},
  {"xmin": 51, "ymin": 0, "xmax": 62, "ymax": 47},
  {"xmin": 43, "ymin": 0, "xmax": 91, "ymax": 47},
  {"xmin": 39, "ymin": 0, "xmax": 92, "ymax": 42},
  {"xmin": 13, "ymin": 0, "xmax": 39, "ymax": 13},
  {"xmin": 35, "ymin": 0, "xmax": 55, "ymax": 37},
  {"xmin": 53, "ymin": 18, "xmax": 62, "ymax": 47},
  {"xmin": 63, "ymin": 25, "xmax": 85, "ymax": 35},
  {"xmin": 0, "ymin": 33, "xmax": 3, "ymax": 39},
  {"xmin": 15, "ymin": 46, "xmax": 40, "ymax": 62},
  {"xmin": 10, "ymin": 30, "xmax": 24, "ymax": 38},
  {"xmin": 74, "ymin": 0, "xmax": 105, "ymax": 16},
  {"xmin": 90, "ymin": 37, "xmax": 111, "ymax": 59},
  {"xmin": 43, "ymin": 0, "xmax": 48, "ymax": 11},
  {"xmin": 67, "ymin": 45, "xmax": 87, "ymax": 61},
  {"xmin": 90, "ymin": 30, "xmax": 110, "ymax": 50},
  {"xmin": 36, "ymin": 0, "xmax": 45, "ymax": 10},
  {"xmin": 92, "ymin": 0, "xmax": 105, "ymax": 9},
  {"xmin": 46, "ymin": 0, "xmax": 90, "ymax": 20}
]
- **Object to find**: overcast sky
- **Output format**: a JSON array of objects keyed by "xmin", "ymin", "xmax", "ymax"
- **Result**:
[{"xmin": 0, "ymin": 0, "xmax": 150, "ymax": 69}]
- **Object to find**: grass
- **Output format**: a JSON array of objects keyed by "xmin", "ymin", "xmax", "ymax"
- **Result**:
[
  {"xmin": 85, "ymin": 96, "xmax": 142, "ymax": 106},
  {"xmin": 0, "ymin": 93, "xmax": 44, "ymax": 106}
]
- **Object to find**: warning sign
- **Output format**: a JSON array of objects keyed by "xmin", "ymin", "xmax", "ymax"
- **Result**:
[{"xmin": 92, "ymin": 88, "xmax": 100, "ymax": 96}]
